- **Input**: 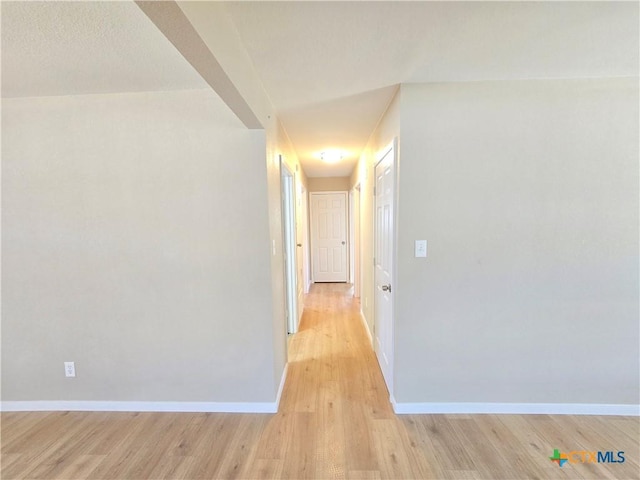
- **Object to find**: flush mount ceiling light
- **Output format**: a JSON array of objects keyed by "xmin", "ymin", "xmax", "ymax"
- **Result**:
[{"xmin": 319, "ymin": 150, "xmax": 344, "ymax": 164}]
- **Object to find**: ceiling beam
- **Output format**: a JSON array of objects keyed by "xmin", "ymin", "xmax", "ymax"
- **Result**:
[{"xmin": 136, "ymin": 1, "xmax": 263, "ymax": 129}]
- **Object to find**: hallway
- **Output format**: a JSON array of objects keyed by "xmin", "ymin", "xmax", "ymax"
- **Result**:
[
  {"xmin": 1, "ymin": 284, "xmax": 637, "ymax": 479},
  {"xmin": 275, "ymin": 283, "xmax": 431, "ymax": 478}
]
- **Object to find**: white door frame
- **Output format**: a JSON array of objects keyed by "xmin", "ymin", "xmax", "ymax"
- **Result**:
[
  {"xmin": 349, "ymin": 190, "xmax": 355, "ymax": 285},
  {"xmin": 350, "ymin": 184, "xmax": 361, "ymax": 297},
  {"xmin": 300, "ymin": 186, "xmax": 311, "ymax": 293},
  {"xmin": 294, "ymin": 175, "xmax": 305, "ymax": 325},
  {"xmin": 309, "ymin": 191, "xmax": 349, "ymax": 283},
  {"xmin": 280, "ymin": 158, "xmax": 298, "ymax": 335},
  {"xmin": 374, "ymin": 139, "xmax": 397, "ymax": 396}
]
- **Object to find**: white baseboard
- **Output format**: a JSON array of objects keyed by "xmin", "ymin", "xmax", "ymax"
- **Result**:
[
  {"xmin": 391, "ymin": 401, "xmax": 640, "ymax": 416},
  {"xmin": 359, "ymin": 308, "xmax": 373, "ymax": 346},
  {"xmin": 275, "ymin": 363, "xmax": 288, "ymax": 410},
  {"xmin": 0, "ymin": 400, "xmax": 279, "ymax": 413},
  {"xmin": 2, "ymin": 366, "xmax": 291, "ymax": 414}
]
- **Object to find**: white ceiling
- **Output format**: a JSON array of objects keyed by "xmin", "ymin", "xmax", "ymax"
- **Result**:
[
  {"xmin": 2, "ymin": 1, "xmax": 638, "ymax": 178},
  {"xmin": 1, "ymin": 1, "xmax": 206, "ymax": 98},
  {"xmin": 224, "ymin": 1, "xmax": 638, "ymax": 177}
]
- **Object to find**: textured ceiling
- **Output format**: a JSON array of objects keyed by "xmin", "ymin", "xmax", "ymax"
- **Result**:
[
  {"xmin": 2, "ymin": 1, "xmax": 638, "ymax": 178},
  {"xmin": 224, "ymin": 1, "xmax": 638, "ymax": 176},
  {"xmin": 1, "ymin": 1, "xmax": 206, "ymax": 98}
]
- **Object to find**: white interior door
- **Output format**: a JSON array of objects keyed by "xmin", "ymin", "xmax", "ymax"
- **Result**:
[
  {"xmin": 295, "ymin": 182, "xmax": 305, "ymax": 325},
  {"xmin": 374, "ymin": 144, "xmax": 395, "ymax": 394},
  {"xmin": 281, "ymin": 162, "xmax": 297, "ymax": 335},
  {"xmin": 310, "ymin": 192, "xmax": 348, "ymax": 283},
  {"xmin": 301, "ymin": 187, "xmax": 311, "ymax": 293},
  {"xmin": 353, "ymin": 184, "xmax": 361, "ymax": 297}
]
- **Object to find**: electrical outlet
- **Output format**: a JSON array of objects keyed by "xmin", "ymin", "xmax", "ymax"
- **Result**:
[{"xmin": 64, "ymin": 361, "xmax": 76, "ymax": 378}]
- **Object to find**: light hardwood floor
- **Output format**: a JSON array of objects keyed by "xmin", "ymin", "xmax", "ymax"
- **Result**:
[{"xmin": 2, "ymin": 283, "xmax": 638, "ymax": 479}]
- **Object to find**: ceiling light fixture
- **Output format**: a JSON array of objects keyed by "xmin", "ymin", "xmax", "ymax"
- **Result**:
[{"xmin": 319, "ymin": 150, "xmax": 344, "ymax": 164}]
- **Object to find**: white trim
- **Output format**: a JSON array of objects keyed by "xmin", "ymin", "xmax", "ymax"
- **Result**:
[
  {"xmin": 1, "ymin": 366, "xmax": 291, "ymax": 414},
  {"xmin": 275, "ymin": 363, "xmax": 289, "ymax": 409},
  {"xmin": 353, "ymin": 183, "xmax": 361, "ymax": 299},
  {"xmin": 359, "ymin": 309, "xmax": 373, "ymax": 346},
  {"xmin": 308, "ymin": 190, "xmax": 349, "ymax": 195},
  {"xmin": 281, "ymin": 158, "xmax": 298, "ymax": 335},
  {"xmin": 301, "ymin": 186, "xmax": 311, "ymax": 295},
  {"xmin": 1, "ymin": 400, "xmax": 279, "ymax": 413},
  {"xmin": 391, "ymin": 401, "xmax": 640, "ymax": 416}
]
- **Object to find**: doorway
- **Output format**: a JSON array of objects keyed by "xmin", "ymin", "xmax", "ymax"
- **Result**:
[
  {"xmin": 300, "ymin": 185, "xmax": 311, "ymax": 294},
  {"xmin": 281, "ymin": 158, "xmax": 298, "ymax": 335},
  {"xmin": 294, "ymin": 178, "xmax": 305, "ymax": 323},
  {"xmin": 349, "ymin": 184, "xmax": 361, "ymax": 297},
  {"xmin": 310, "ymin": 191, "xmax": 348, "ymax": 283},
  {"xmin": 374, "ymin": 141, "xmax": 395, "ymax": 394}
]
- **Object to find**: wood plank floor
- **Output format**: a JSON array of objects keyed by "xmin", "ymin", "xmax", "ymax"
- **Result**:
[{"xmin": 2, "ymin": 283, "xmax": 638, "ymax": 479}]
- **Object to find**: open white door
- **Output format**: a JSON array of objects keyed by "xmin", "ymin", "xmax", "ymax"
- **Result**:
[
  {"xmin": 301, "ymin": 187, "xmax": 311, "ymax": 293},
  {"xmin": 281, "ymin": 160, "xmax": 298, "ymax": 335},
  {"xmin": 295, "ymin": 181, "xmax": 306, "ymax": 325},
  {"xmin": 310, "ymin": 192, "xmax": 348, "ymax": 283},
  {"xmin": 374, "ymin": 143, "xmax": 395, "ymax": 394},
  {"xmin": 350, "ymin": 184, "xmax": 361, "ymax": 298}
]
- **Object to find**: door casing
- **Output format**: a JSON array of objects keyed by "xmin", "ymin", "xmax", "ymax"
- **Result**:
[{"xmin": 280, "ymin": 159, "xmax": 298, "ymax": 335}]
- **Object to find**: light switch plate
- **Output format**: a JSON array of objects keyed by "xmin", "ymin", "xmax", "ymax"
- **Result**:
[
  {"xmin": 415, "ymin": 240, "xmax": 427, "ymax": 258},
  {"xmin": 64, "ymin": 361, "xmax": 76, "ymax": 378}
]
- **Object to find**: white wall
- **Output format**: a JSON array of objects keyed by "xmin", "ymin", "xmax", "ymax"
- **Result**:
[
  {"xmin": 177, "ymin": 1, "xmax": 308, "ymax": 391},
  {"xmin": 2, "ymin": 89, "xmax": 279, "ymax": 403},
  {"xmin": 394, "ymin": 78, "xmax": 638, "ymax": 405},
  {"xmin": 307, "ymin": 176, "xmax": 351, "ymax": 192}
]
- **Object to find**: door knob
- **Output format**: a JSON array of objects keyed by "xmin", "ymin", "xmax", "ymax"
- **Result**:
[
  {"xmin": 381, "ymin": 284, "xmax": 391, "ymax": 292},
  {"xmin": 341, "ymin": 241, "xmax": 346, "ymax": 245},
  {"xmin": 297, "ymin": 243, "xmax": 302, "ymax": 247}
]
